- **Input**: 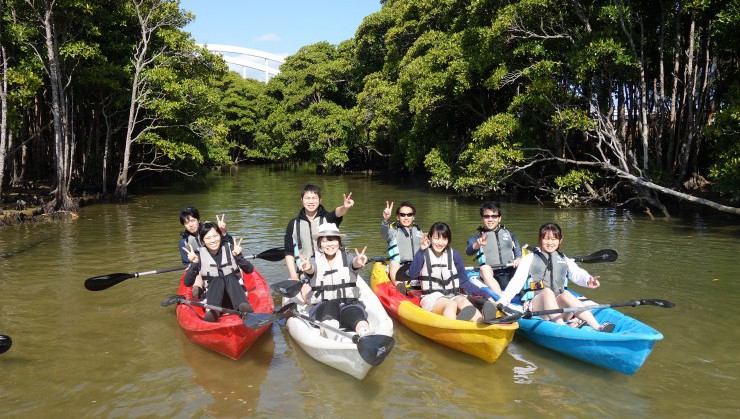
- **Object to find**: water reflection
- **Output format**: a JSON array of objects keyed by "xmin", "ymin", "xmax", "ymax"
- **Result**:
[{"xmin": 0, "ymin": 165, "xmax": 738, "ymax": 417}]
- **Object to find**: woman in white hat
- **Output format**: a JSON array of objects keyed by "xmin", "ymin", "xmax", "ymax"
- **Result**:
[{"xmin": 298, "ymin": 223, "xmax": 373, "ymax": 337}]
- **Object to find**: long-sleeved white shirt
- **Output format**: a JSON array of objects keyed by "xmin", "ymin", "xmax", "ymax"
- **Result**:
[{"xmin": 498, "ymin": 251, "xmax": 592, "ymax": 306}]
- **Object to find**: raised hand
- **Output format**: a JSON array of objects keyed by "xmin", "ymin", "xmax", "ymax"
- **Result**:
[
  {"xmin": 217, "ymin": 214, "xmax": 227, "ymax": 234},
  {"xmin": 476, "ymin": 232, "xmax": 487, "ymax": 249},
  {"xmin": 420, "ymin": 233, "xmax": 430, "ymax": 250},
  {"xmin": 354, "ymin": 246, "xmax": 368, "ymax": 268},
  {"xmin": 299, "ymin": 258, "xmax": 312, "ymax": 273},
  {"xmin": 182, "ymin": 243, "xmax": 199, "ymax": 264},
  {"xmin": 231, "ymin": 237, "xmax": 243, "ymax": 256},
  {"xmin": 343, "ymin": 192, "xmax": 354, "ymax": 209},
  {"xmin": 382, "ymin": 201, "xmax": 394, "ymax": 221}
]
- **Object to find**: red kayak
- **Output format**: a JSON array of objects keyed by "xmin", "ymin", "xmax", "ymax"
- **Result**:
[{"xmin": 175, "ymin": 269, "xmax": 274, "ymax": 359}]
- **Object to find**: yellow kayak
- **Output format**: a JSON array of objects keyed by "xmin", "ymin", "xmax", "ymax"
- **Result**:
[{"xmin": 369, "ymin": 262, "xmax": 517, "ymax": 363}]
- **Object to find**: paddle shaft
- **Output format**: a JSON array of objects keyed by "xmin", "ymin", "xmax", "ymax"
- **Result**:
[
  {"xmin": 291, "ymin": 311, "xmax": 360, "ymax": 342},
  {"xmin": 85, "ymin": 247, "xmax": 284, "ymax": 291},
  {"xmin": 524, "ymin": 300, "xmax": 663, "ymax": 318},
  {"xmin": 135, "ymin": 266, "xmax": 183, "ymax": 277},
  {"xmin": 174, "ymin": 298, "xmax": 246, "ymax": 317}
]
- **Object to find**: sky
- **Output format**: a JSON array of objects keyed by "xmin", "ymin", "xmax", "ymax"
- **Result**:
[{"xmin": 179, "ymin": 0, "xmax": 383, "ymax": 58}]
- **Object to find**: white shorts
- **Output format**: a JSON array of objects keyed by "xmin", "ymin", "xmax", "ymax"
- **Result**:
[{"xmin": 420, "ymin": 292, "xmax": 464, "ymax": 312}]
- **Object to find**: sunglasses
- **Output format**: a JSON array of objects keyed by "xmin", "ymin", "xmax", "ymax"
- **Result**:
[
  {"xmin": 482, "ymin": 214, "xmax": 501, "ymax": 219},
  {"xmin": 398, "ymin": 213, "xmax": 414, "ymax": 217}
]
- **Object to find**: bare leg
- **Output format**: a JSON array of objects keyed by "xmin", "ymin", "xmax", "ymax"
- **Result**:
[
  {"xmin": 556, "ymin": 292, "xmax": 601, "ymax": 329},
  {"xmin": 454, "ymin": 296, "xmax": 483, "ymax": 322},
  {"xmin": 389, "ymin": 261, "xmax": 401, "ymax": 285},
  {"xmin": 530, "ymin": 289, "xmax": 566, "ymax": 324},
  {"xmin": 479, "ymin": 265, "xmax": 502, "ymax": 295},
  {"xmin": 432, "ymin": 297, "xmax": 457, "ymax": 319}
]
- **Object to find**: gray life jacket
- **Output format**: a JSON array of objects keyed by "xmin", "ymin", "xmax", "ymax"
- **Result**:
[
  {"xmin": 309, "ymin": 250, "xmax": 360, "ymax": 303},
  {"xmin": 387, "ymin": 222, "xmax": 423, "ymax": 263},
  {"xmin": 474, "ymin": 226, "xmax": 515, "ymax": 267},
  {"xmin": 420, "ymin": 249, "xmax": 460, "ymax": 296},
  {"xmin": 292, "ymin": 214, "xmax": 328, "ymax": 265},
  {"xmin": 198, "ymin": 243, "xmax": 240, "ymax": 282},
  {"xmin": 520, "ymin": 249, "xmax": 569, "ymax": 301}
]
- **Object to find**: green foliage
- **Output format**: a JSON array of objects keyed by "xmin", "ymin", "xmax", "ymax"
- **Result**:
[
  {"xmin": 425, "ymin": 113, "xmax": 524, "ymax": 196},
  {"xmin": 553, "ymin": 169, "xmax": 599, "ymax": 208},
  {"xmin": 706, "ymin": 85, "xmax": 740, "ymax": 195}
]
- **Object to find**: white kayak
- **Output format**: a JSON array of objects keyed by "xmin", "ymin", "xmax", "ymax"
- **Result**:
[{"xmin": 283, "ymin": 277, "xmax": 394, "ymax": 380}]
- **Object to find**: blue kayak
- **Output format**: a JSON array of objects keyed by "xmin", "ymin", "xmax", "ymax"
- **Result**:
[{"xmin": 467, "ymin": 270, "xmax": 663, "ymax": 375}]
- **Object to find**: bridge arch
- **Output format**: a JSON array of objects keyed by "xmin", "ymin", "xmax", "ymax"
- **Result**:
[{"xmin": 202, "ymin": 44, "xmax": 285, "ymax": 83}]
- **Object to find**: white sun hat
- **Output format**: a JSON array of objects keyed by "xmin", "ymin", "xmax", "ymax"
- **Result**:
[{"xmin": 312, "ymin": 223, "xmax": 346, "ymax": 240}]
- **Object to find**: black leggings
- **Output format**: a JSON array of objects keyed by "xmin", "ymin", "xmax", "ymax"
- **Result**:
[
  {"xmin": 313, "ymin": 300, "xmax": 367, "ymax": 331},
  {"xmin": 205, "ymin": 274, "xmax": 247, "ymax": 309}
]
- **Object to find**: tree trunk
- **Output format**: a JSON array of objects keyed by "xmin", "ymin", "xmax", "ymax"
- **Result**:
[
  {"xmin": 676, "ymin": 14, "xmax": 696, "ymax": 181},
  {"xmin": 42, "ymin": 0, "xmax": 76, "ymax": 211},
  {"xmin": 0, "ymin": 44, "xmax": 8, "ymax": 198},
  {"xmin": 667, "ymin": 3, "xmax": 682, "ymax": 171}
]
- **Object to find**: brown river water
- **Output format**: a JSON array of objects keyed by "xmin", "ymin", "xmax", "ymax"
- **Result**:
[{"xmin": 1, "ymin": 166, "xmax": 738, "ymax": 418}]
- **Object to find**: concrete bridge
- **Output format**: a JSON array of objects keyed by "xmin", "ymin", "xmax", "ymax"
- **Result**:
[{"xmin": 202, "ymin": 44, "xmax": 285, "ymax": 82}]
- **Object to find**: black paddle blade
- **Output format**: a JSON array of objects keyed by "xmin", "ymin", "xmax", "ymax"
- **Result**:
[
  {"xmin": 577, "ymin": 249, "xmax": 618, "ymax": 263},
  {"xmin": 255, "ymin": 247, "xmax": 286, "ymax": 262},
  {"xmin": 639, "ymin": 299, "xmax": 675, "ymax": 308},
  {"xmin": 367, "ymin": 256, "xmax": 390, "ymax": 263},
  {"xmin": 0, "ymin": 335, "xmax": 12, "ymax": 355},
  {"xmin": 242, "ymin": 302, "xmax": 297, "ymax": 329},
  {"xmin": 160, "ymin": 295, "xmax": 185, "ymax": 307},
  {"xmin": 356, "ymin": 335, "xmax": 395, "ymax": 366},
  {"xmin": 243, "ymin": 313, "xmax": 277, "ymax": 329},
  {"xmin": 84, "ymin": 273, "xmax": 135, "ymax": 291},
  {"xmin": 270, "ymin": 280, "xmax": 303, "ymax": 298}
]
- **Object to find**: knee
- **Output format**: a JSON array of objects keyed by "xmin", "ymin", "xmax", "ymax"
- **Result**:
[{"xmin": 340, "ymin": 306, "xmax": 366, "ymax": 330}]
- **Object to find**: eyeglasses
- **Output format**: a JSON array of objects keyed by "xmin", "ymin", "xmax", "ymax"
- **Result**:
[
  {"xmin": 398, "ymin": 213, "xmax": 414, "ymax": 217},
  {"xmin": 482, "ymin": 214, "xmax": 501, "ymax": 219}
]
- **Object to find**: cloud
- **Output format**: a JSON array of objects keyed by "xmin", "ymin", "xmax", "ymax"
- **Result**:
[{"xmin": 255, "ymin": 33, "xmax": 281, "ymax": 43}]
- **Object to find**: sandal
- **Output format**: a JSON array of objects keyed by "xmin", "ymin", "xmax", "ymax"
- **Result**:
[
  {"xmin": 566, "ymin": 318, "xmax": 585, "ymax": 328},
  {"xmin": 456, "ymin": 306, "xmax": 477, "ymax": 321},
  {"xmin": 481, "ymin": 301, "xmax": 497, "ymax": 323},
  {"xmin": 598, "ymin": 322, "xmax": 615, "ymax": 333}
]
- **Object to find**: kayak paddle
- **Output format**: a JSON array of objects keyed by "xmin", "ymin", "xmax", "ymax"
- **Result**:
[
  {"xmin": 270, "ymin": 280, "xmax": 304, "ymax": 298},
  {"xmin": 487, "ymin": 299, "xmax": 675, "ymax": 324},
  {"xmin": 85, "ymin": 247, "xmax": 285, "ymax": 291},
  {"xmin": 0, "ymin": 335, "xmax": 12, "ymax": 355},
  {"xmin": 289, "ymin": 308, "xmax": 395, "ymax": 366},
  {"xmin": 160, "ymin": 295, "xmax": 294, "ymax": 329},
  {"xmin": 574, "ymin": 249, "xmax": 618, "ymax": 263}
]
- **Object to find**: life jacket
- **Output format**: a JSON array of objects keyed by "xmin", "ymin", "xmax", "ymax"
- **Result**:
[
  {"xmin": 386, "ymin": 222, "xmax": 423, "ymax": 263},
  {"xmin": 184, "ymin": 234, "xmax": 201, "ymax": 252},
  {"xmin": 474, "ymin": 226, "xmax": 516, "ymax": 267},
  {"xmin": 420, "ymin": 248, "xmax": 460, "ymax": 296},
  {"xmin": 198, "ymin": 243, "xmax": 241, "ymax": 283},
  {"xmin": 309, "ymin": 250, "xmax": 360, "ymax": 303},
  {"xmin": 291, "ymin": 213, "xmax": 328, "ymax": 265},
  {"xmin": 519, "ymin": 249, "xmax": 569, "ymax": 301}
]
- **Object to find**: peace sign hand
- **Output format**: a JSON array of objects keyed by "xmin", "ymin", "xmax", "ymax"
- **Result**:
[
  {"xmin": 354, "ymin": 246, "xmax": 368, "ymax": 268},
  {"xmin": 231, "ymin": 237, "xmax": 243, "ymax": 256},
  {"xmin": 217, "ymin": 214, "xmax": 227, "ymax": 234},
  {"xmin": 420, "ymin": 233, "xmax": 430, "ymax": 250},
  {"xmin": 476, "ymin": 232, "xmax": 487, "ymax": 249},
  {"xmin": 299, "ymin": 258, "xmax": 312, "ymax": 273},
  {"xmin": 343, "ymin": 192, "xmax": 354, "ymax": 209},
  {"xmin": 382, "ymin": 201, "xmax": 394, "ymax": 221},
  {"xmin": 182, "ymin": 243, "xmax": 199, "ymax": 264}
]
